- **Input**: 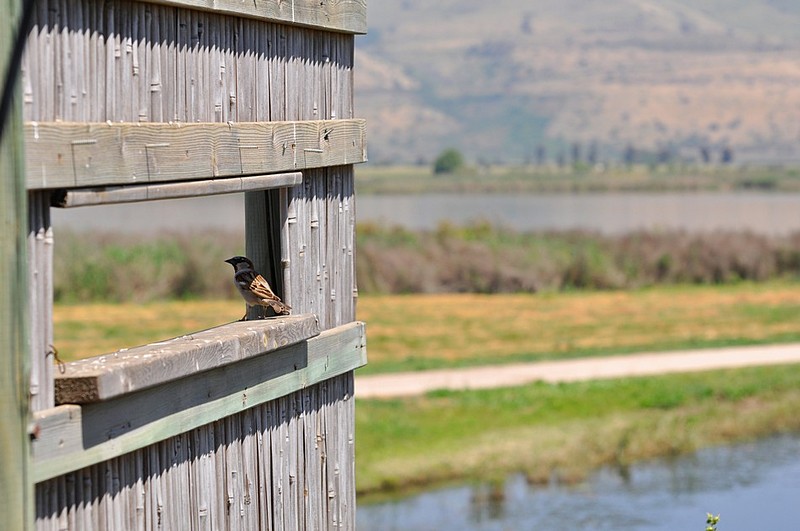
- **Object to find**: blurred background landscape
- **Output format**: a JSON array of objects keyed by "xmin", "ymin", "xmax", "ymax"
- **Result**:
[
  {"xmin": 52, "ymin": 1, "xmax": 800, "ymax": 529},
  {"xmin": 358, "ymin": 0, "xmax": 800, "ymax": 166}
]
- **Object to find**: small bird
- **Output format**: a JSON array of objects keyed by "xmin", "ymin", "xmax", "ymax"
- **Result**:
[{"xmin": 225, "ymin": 256, "xmax": 291, "ymax": 320}]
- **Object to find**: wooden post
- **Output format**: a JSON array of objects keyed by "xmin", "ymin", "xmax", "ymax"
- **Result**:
[
  {"xmin": 28, "ymin": 190, "xmax": 54, "ymax": 411},
  {"xmin": 0, "ymin": 0, "xmax": 33, "ymax": 525},
  {"xmin": 245, "ymin": 189, "xmax": 287, "ymax": 319}
]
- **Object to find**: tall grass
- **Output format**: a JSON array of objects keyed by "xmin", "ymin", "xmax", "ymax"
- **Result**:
[
  {"xmin": 357, "ymin": 222, "xmax": 800, "ymax": 293},
  {"xmin": 55, "ymin": 230, "xmax": 240, "ymax": 302},
  {"xmin": 54, "ymin": 225, "xmax": 800, "ymax": 302}
]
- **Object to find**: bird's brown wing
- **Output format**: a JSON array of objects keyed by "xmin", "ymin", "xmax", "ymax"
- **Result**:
[{"xmin": 249, "ymin": 274, "xmax": 279, "ymax": 301}]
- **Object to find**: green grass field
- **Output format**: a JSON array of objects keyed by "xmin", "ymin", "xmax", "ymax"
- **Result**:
[
  {"xmin": 54, "ymin": 282, "xmax": 800, "ymax": 366},
  {"xmin": 356, "ymin": 365, "xmax": 800, "ymax": 497}
]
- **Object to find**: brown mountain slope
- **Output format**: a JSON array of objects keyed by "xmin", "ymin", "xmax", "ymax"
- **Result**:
[{"xmin": 356, "ymin": 0, "xmax": 800, "ymax": 164}]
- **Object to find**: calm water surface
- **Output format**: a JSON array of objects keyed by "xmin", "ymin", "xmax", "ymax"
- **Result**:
[
  {"xmin": 357, "ymin": 435, "xmax": 800, "ymax": 531},
  {"xmin": 53, "ymin": 192, "xmax": 800, "ymax": 234},
  {"xmin": 356, "ymin": 192, "xmax": 800, "ymax": 234}
]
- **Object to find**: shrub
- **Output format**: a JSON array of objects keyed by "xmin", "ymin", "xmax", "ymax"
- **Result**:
[{"xmin": 433, "ymin": 148, "xmax": 465, "ymax": 174}]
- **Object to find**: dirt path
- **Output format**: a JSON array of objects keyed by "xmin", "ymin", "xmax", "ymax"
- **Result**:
[{"xmin": 354, "ymin": 343, "xmax": 800, "ymax": 398}]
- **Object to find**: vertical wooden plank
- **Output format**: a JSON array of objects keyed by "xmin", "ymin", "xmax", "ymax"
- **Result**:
[
  {"xmin": 212, "ymin": 420, "xmax": 227, "ymax": 531},
  {"xmin": 130, "ymin": 1, "xmax": 139, "ymax": 122},
  {"xmin": 72, "ymin": 0, "xmax": 85, "ymax": 122},
  {"xmin": 287, "ymin": 395, "xmax": 301, "ymax": 529},
  {"xmin": 236, "ymin": 18, "xmax": 249, "ymax": 122},
  {"xmin": 301, "ymin": 388, "xmax": 319, "ymax": 528},
  {"xmin": 314, "ymin": 169, "xmax": 326, "ymax": 326},
  {"xmin": 116, "ymin": 0, "xmax": 130, "ymax": 122},
  {"xmin": 225, "ymin": 415, "xmax": 242, "ymax": 531},
  {"xmin": 20, "ymin": 4, "xmax": 36, "ymax": 121},
  {"xmin": 279, "ymin": 186, "xmax": 293, "ymax": 309},
  {"xmin": 36, "ymin": 481, "xmax": 50, "ymax": 530},
  {"xmin": 64, "ymin": 472, "xmax": 77, "ymax": 531},
  {"xmin": 177, "ymin": 434, "xmax": 191, "ymax": 531},
  {"xmin": 161, "ymin": 6, "xmax": 176, "ymax": 123},
  {"xmin": 344, "ymin": 372, "xmax": 356, "ymax": 529},
  {"xmin": 325, "ymin": 168, "xmax": 336, "ymax": 328},
  {"xmin": 187, "ymin": 9, "xmax": 198, "ymax": 122},
  {"xmin": 255, "ymin": 404, "xmax": 273, "ymax": 531},
  {"xmin": 0, "ymin": 0, "xmax": 32, "ymax": 521},
  {"xmin": 175, "ymin": 6, "xmax": 187, "ymax": 123},
  {"xmin": 144, "ymin": 445, "xmax": 158, "ymax": 531},
  {"xmin": 27, "ymin": 193, "xmax": 41, "ymax": 411},
  {"xmin": 42, "ymin": 200, "xmax": 54, "ymax": 408},
  {"xmin": 342, "ymin": 166, "xmax": 358, "ymax": 322},
  {"xmin": 131, "ymin": 450, "xmax": 145, "ymax": 531},
  {"xmin": 270, "ymin": 23, "xmax": 285, "ymax": 122},
  {"xmin": 190, "ymin": 426, "xmax": 210, "ymax": 530},
  {"xmin": 102, "ymin": 0, "xmax": 114, "ymax": 120},
  {"xmin": 268, "ymin": 399, "xmax": 284, "ymax": 531},
  {"xmin": 240, "ymin": 410, "xmax": 259, "ymax": 529},
  {"xmin": 149, "ymin": 6, "xmax": 163, "ymax": 122}
]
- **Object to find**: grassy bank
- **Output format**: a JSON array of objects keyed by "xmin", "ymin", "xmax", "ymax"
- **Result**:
[
  {"xmin": 54, "ymin": 282, "xmax": 800, "ymax": 365},
  {"xmin": 355, "ymin": 164, "xmax": 800, "ymax": 195},
  {"xmin": 356, "ymin": 365, "xmax": 800, "ymax": 498}
]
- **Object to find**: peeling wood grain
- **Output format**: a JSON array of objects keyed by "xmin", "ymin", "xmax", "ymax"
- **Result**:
[
  {"xmin": 25, "ymin": 119, "xmax": 366, "ymax": 190},
  {"xmin": 55, "ymin": 314, "xmax": 321, "ymax": 404}
]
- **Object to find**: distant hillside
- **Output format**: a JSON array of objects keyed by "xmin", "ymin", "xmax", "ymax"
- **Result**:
[{"xmin": 355, "ymin": 0, "xmax": 800, "ymax": 165}]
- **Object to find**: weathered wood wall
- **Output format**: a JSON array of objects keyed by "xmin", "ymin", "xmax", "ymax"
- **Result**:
[
  {"xmin": 20, "ymin": 0, "xmax": 366, "ymax": 528},
  {"xmin": 20, "ymin": 0, "xmax": 354, "ymax": 124},
  {"xmin": 286, "ymin": 165, "xmax": 357, "ymax": 330},
  {"xmin": 35, "ymin": 372, "xmax": 355, "ymax": 530}
]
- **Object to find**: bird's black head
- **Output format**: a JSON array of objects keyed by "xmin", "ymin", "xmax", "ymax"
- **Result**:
[{"xmin": 225, "ymin": 256, "xmax": 254, "ymax": 271}]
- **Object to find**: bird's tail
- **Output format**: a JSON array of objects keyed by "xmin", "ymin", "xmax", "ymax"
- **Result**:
[{"xmin": 269, "ymin": 300, "xmax": 292, "ymax": 315}]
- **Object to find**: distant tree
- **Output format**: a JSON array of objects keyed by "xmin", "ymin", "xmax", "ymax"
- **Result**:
[
  {"xmin": 587, "ymin": 142, "xmax": 598, "ymax": 165},
  {"xmin": 721, "ymin": 146, "xmax": 734, "ymax": 164},
  {"xmin": 623, "ymin": 144, "xmax": 636, "ymax": 166},
  {"xmin": 520, "ymin": 13, "xmax": 534, "ymax": 35},
  {"xmin": 699, "ymin": 146, "xmax": 711, "ymax": 164},
  {"xmin": 571, "ymin": 142, "xmax": 582, "ymax": 165},
  {"xmin": 535, "ymin": 144, "xmax": 546, "ymax": 166},
  {"xmin": 433, "ymin": 148, "xmax": 465, "ymax": 174},
  {"xmin": 556, "ymin": 151, "xmax": 566, "ymax": 168},
  {"xmin": 657, "ymin": 147, "xmax": 672, "ymax": 165}
]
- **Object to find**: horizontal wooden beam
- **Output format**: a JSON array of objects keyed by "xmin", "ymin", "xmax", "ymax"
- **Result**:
[
  {"xmin": 25, "ymin": 119, "xmax": 367, "ymax": 190},
  {"xmin": 144, "ymin": 0, "xmax": 367, "ymax": 34},
  {"xmin": 51, "ymin": 171, "xmax": 302, "ymax": 207},
  {"xmin": 32, "ymin": 321, "xmax": 367, "ymax": 483},
  {"xmin": 55, "ymin": 314, "xmax": 321, "ymax": 404}
]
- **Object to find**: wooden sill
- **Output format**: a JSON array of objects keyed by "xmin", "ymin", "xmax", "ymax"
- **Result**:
[
  {"xmin": 55, "ymin": 314, "xmax": 320, "ymax": 404},
  {"xmin": 33, "ymin": 321, "xmax": 367, "ymax": 483}
]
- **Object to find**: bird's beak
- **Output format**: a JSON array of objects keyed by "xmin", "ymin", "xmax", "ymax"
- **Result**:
[{"xmin": 224, "ymin": 258, "xmax": 235, "ymax": 265}]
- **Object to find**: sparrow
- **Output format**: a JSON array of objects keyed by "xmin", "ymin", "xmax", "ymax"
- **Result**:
[{"xmin": 225, "ymin": 256, "xmax": 291, "ymax": 320}]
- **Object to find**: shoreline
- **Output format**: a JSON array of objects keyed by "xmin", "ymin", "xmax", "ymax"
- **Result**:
[{"xmin": 355, "ymin": 365, "xmax": 800, "ymax": 500}]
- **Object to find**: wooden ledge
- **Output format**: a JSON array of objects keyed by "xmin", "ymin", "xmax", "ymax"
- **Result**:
[
  {"xmin": 55, "ymin": 314, "xmax": 320, "ymax": 404},
  {"xmin": 51, "ymin": 171, "xmax": 302, "ymax": 208},
  {"xmin": 33, "ymin": 321, "xmax": 366, "ymax": 483}
]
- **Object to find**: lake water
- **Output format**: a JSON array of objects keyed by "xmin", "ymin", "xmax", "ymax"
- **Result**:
[
  {"xmin": 52, "ymin": 191, "xmax": 800, "ymax": 235},
  {"xmin": 357, "ymin": 434, "xmax": 800, "ymax": 531}
]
